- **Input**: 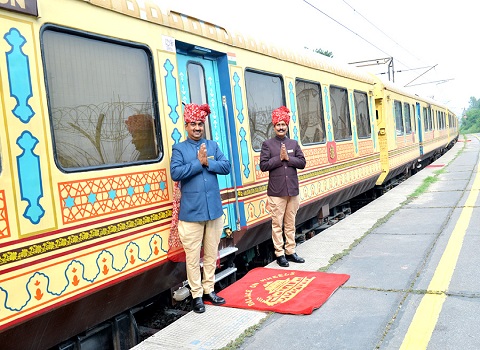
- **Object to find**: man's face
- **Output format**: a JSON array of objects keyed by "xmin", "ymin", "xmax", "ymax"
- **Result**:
[
  {"xmin": 274, "ymin": 121, "xmax": 288, "ymax": 138},
  {"xmin": 186, "ymin": 121, "xmax": 205, "ymax": 141}
]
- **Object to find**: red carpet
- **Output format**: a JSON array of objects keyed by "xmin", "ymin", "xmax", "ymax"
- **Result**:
[{"xmin": 210, "ymin": 267, "xmax": 350, "ymax": 315}]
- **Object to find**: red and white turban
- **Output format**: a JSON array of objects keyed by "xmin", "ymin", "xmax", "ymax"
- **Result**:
[
  {"xmin": 184, "ymin": 103, "xmax": 211, "ymax": 123},
  {"xmin": 272, "ymin": 106, "xmax": 291, "ymax": 125}
]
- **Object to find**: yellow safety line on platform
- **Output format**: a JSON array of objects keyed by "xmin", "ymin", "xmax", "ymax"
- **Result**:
[{"xmin": 400, "ymin": 156, "xmax": 480, "ymax": 350}]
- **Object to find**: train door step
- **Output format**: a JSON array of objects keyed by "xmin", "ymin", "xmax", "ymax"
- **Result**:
[
  {"xmin": 215, "ymin": 266, "xmax": 237, "ymax": 283},
  {"xmin": 201, "ymin": 246, "xmax": 238, "ymax": 283},
  {"xmin": 200, "ymin": 246, "xmax": 238, "ymax": 267},
  {"xmin": 218, "ymin": 246, "xmax": 238, "ymax": 259}
]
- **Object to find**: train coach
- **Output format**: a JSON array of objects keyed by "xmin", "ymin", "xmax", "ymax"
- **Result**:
[
  {"xmin": 0, "ymin": 0, "xmax": 457, "ymax": 349},
  {"xmin": 374, "ymin": 80, "xmax": 458, "ymax": 186}
]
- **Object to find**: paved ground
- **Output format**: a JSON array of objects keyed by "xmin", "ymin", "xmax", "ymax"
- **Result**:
[{"xmin": 133, "ymin": 134, "xmax": 480, "ymax": 350}]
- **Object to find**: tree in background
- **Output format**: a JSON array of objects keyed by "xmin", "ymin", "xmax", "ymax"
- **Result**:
[
  {"xmin": 460, "ymin": 97, "xmax": 480, "ymax": 133},
  {"xmin": 305, "ymin": 47, "xmax": 333, "ymax": 58}
]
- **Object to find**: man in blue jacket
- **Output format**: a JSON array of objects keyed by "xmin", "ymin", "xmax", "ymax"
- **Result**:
[
  {"xmin": 260, "ymin": 106, "xmax": 306, "ymax": 268},
  {"xmin": 170, "ymin": 103, "xmax": 231, "ymax": 313}
]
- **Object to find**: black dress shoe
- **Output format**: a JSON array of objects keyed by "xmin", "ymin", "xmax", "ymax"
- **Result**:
[
  {"xmin": 192, "ymin": 297, "xmax": 205, "ymax": 313},
  {"xmin": 285, "ymin": 253, "xmax": 305, "ymax": 263},
  {"xmin": 203, "ymin": 291, "xmax": 225, "ymax": 305},
  {"xmin": 276, "ymin": 255, "xmax": 289, "ymax": 267}
]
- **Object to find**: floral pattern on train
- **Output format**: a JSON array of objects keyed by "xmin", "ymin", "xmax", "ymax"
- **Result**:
[
  {"xmin": 59, "ymin": 169, "xmax": 169, "ymax": 224},
  {"xmin": 0, "ymin": 232, "xmax": 169, "ymax": 323}
]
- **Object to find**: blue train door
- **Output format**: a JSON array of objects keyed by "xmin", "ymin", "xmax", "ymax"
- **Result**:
[
  {"xmin": 416, "ymin": 102, "xmax": 424, "ymax": 156},
  {"xmin": 176, "ymin": 52, "xmax": 238, "ymax": 233}
]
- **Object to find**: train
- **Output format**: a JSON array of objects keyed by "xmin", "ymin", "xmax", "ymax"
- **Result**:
[{"xmin": 0, "ymin": 0, "xmax": 458, "ymax": 349}]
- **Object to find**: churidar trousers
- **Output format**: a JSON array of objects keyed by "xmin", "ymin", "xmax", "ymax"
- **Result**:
[
  {"xmin": 178, "ymin": 217, "xmax": 223, "ymax": 299},
  {"xmin": 267, "ymin": 195, "xmax": 300, "ymax": 257}
]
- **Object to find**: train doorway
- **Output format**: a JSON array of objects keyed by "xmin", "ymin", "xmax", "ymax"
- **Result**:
[{"xmin": 175, "ymin": 49, "xmax": 239, "ymax": 236}]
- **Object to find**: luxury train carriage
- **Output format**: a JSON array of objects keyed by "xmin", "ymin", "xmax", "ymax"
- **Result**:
[{"xmin": 0, "ymin": 0, "xmax": 458, "ymax": 349}]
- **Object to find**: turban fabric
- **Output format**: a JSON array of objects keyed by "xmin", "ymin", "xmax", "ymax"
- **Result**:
[
  {"xmin": 125, "ymin": 114, "xmax": 153, "ymax": 134},
  {"xmin": 272, "ymin": 106, "xmax": 291, "ymax": 125},
  {"xmin": 184, "ymin": 103, "xmax": 211, "ymax": 123}
]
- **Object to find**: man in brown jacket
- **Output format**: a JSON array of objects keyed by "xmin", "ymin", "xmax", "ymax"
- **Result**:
[{"xmin": 260, "ymin": 106, "xmax": 306, "ymax": 267}]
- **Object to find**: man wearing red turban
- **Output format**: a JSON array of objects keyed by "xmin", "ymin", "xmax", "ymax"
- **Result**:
[
  {"xmin": 260, "ymin": 106, "xmax": 306, "ymax": 267},
  {"xmin": 271, "ymin": 105, "xmax": 291, "ymax": 126},
  {"xmin": 183, "ymin": 103, "xmax": 210, "ymax": 124},
  {"xmin": 170, "ymin": 103, "xmax": 231, "ymax": 313}
]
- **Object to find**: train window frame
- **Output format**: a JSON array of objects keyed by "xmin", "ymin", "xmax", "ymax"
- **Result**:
[
  {"xmin": 40, "ymin": 25, "xmax": 162, "ymax": 172},
  {"xmin": 295, "ymin": 78, "xmax": 326, "ymax": 145},
  {"xmin": 427, "ymin": 107, "xmax": 435, "ymax": 131},
  {"xmin": 244, "ymin": 69, "xmax": 285, "ymax": 151},
  {"xmin": 329, "ymin": 85, "xmax": 352, "ymax": 142},
  {"xmin": 353, "ymin": 90, "xmax": 371, "ymax": 139},
  {"xmin": 393, "ymin": 100, "xmax": 404, "ymax": 136},
  {"xmin": 423, "ymin": 107, "xmax": 428, "ymax": 131},
  {"xmin": 411, "ymin": 104, "xmax": 416, "ymax": 133},
  {"xmin": 403, "ymin": 102, "xmax": 412, "ymax": 134}
]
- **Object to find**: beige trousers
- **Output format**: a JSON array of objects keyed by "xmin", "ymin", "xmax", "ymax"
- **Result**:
[
  {"xmin": 268, "ymin": 195, "xmax": 300, "ymax": 257},
  {"xmin": 178, "ymin": 217, "xmax": 223, "ymax": 298}
]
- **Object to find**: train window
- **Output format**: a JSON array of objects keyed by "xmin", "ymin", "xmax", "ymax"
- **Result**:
[
  {"xmin": 245, "ymin": 70, "xmax": 284, "ymax": 151},
  {"xmin": 295, "ymin": 79, "xmax": 326, "ymax": 145},
  {"xmin": 411, "ymin": 104, "xmax": 416, "ymax": 133},
  {"xmin": 403, "ymin": 102, "xmax": 411, "ymax": 134},
  {"xmin": 426, "ymin": 108, "xmax": 433, "ymax": 131},
  {"xmin": 329, "ymin": 86, "xmax": 352, "ymax": 141},
  {"xmin": 422, "ymin": 107, "xmax": 427, "ymax": 131},
  {"xmin": 394, "ymin": 100, "xmax": 404, "ymax": 135},
  {"xmin": 42, "ymin": 28, "xmax": 160, "ymax": 170},
  {"xmin": 186, "ymin": 62, "xmax": 212, "ymax": 139},
  {"xmin": 433, "ymin": 110, "xmax": 436, "ymax": 130},
  {"xmin": 353, "ymin": 91, "xmax": 371, "ymax": 139}
]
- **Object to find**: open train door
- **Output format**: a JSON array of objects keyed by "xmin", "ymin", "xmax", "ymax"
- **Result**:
[{"xmin": 175, "ymin": 46, "xmax": 240, "ymax": 281}]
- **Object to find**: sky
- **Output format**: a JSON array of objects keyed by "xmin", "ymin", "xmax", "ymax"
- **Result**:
[{"xmin": 155, "ymin": 0, "xmax": 477, "ymax": 116}]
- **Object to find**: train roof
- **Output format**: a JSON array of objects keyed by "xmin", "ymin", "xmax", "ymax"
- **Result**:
[
  {"xmin": 378, "ymin": 77, "xmax": 448, "ymax": 108},
  {"xmin": 85, "ymin": 0, "xmax": 376, "ymax": 84}
]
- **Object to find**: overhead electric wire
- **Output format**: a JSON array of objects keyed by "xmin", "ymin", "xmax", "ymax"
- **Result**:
[
  {"xmin": 303, "ymin": 0, "xmax": 432, "ymax": 72},
  {"xmin": 303, "ymin": 0, "xmax": 452, "ymax": 90},
  {"xmin": 341, "ymin": 0, "xmax": 424, "ymax": 64},
  {"xmin": 302, "ymin": 0, "xmax": 392, "ymax": 59}
]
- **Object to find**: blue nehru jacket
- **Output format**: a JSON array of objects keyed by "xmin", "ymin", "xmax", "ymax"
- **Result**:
[{"xmin": 170, "ymin": 138, "xmax": 231, "ymax": 222}]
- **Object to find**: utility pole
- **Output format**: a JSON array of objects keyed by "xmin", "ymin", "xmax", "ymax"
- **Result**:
[{"xmin": 349, "ymin": 57, "xmax": 394, "ymax": 82}]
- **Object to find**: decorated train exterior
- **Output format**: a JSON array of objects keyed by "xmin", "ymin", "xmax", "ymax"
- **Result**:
[{"xmin": 0, "ymin": 0, "xmax": 458, "ymax": 349}]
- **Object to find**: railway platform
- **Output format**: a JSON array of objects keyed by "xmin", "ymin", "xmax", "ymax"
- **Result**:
[{"xmin": 132, "ymin": 134, "xmax": 480, "ymax": 350}]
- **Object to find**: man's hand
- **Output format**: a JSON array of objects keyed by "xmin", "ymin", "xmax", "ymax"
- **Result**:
[
  {"xmin": 198, "ymin": 143, "xmax": 209, "ymax": 166},
  {"xmin": 280, "ymin": 143, "xmax": 289, "ymax": 161}
]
